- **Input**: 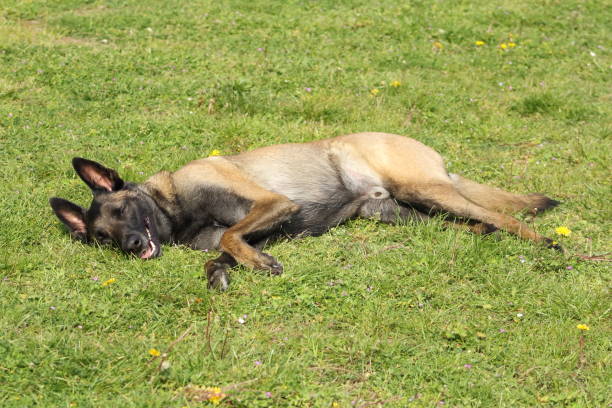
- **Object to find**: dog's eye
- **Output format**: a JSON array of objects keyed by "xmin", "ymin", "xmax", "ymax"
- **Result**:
[{"xmin": 95, "ymin": 231, "xmax": 109, "ymax": 242}]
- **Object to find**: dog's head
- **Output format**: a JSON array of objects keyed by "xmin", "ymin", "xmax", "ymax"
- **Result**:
[{"xmin": 50, "ymin": 158, "xmax": 163, "ymax": 259}]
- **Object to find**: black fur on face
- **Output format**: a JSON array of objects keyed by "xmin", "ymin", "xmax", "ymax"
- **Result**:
[
  {"xmin": 85, "ymin": 188, "xmax": 163, "ymax": 259},
  {"xmin": 49, "ymin": 158, "xmax": 166, "ymax": 259}
]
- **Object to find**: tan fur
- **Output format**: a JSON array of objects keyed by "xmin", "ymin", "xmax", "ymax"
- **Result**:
[
  {"xmin": 53, "ymin": 132, "xmax": 560, "ymax": 291},
  {"xmin": 449, "ymin": 174, "xmax": 551, "ymax": 214},
  {"xmin": 168, "ymin": 132, "xmax": 557, "ymax": 276}
]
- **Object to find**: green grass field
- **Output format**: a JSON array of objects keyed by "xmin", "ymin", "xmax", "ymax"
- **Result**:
[{"xmin": 0, "ymin": 0, "xmax": 610, "ymax": 406}]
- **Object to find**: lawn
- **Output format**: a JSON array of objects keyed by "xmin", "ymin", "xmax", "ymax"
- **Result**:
[{"xmin": 0, "ymin": 0, "xmax": 610, "ymax": 406}]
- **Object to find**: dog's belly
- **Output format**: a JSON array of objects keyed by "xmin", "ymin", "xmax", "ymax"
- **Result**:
[
  {"xmin": 281, "ymin": 197, "xmax": 361, "ymax": 237},
  {"xmin": 227, "ymin": 142, "xmax": 393, "ymax": 236}
]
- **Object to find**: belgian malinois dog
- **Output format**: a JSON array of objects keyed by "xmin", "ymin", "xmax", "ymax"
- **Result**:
[{"xmin": 50, "ymin": 132, "xmax": 560, "ymax": 290}]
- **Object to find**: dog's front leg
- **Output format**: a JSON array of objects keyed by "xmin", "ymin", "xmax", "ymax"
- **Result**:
[
  {"xmin": 205, "ymin": 236, "xmax": 275, "ymax": 290},
  {"xmin": 205, "ymin": 252, "xmax": 236, "ymax": 291},
  {"xmin": 219, "ymin": 196, "xmax": 299, "ymax": 274}
]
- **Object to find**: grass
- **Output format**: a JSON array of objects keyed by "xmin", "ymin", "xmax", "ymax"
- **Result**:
[{"xmin": 0, "ymin": 0, "xmax": 610, "ymax": 406}]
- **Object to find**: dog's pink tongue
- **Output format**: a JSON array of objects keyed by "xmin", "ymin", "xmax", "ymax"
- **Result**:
[{"xmin": 140, "ymin": 241, "xmax": 155, "ymax": 259}]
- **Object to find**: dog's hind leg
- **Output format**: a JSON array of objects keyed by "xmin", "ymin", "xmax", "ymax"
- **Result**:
[
  {"xmin": 449, "ymin": 173, "xmax": 560, "ymax": 215},
  {"xmin": 358, "ymin": 198, "xmax": 497, "ymax": 235},
  {"xmin": 334, "ymin": 133, "xmax": 559, "ymax": 248},
  {"xmin": 392, "ymin": 181, "xmax": 560, "ymax": 249}
]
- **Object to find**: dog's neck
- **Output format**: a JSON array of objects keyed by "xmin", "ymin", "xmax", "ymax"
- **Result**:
[{"xmin": 137, "ymin": 171, "xmax": 181, "ymax": 242}]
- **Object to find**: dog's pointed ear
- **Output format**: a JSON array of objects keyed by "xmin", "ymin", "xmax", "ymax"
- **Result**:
[
  {"xmin": 72, "ymin": 158, "xmax": 124, "ymax": 193},
  {"xmin": 49, "ymin": 197, "xmax": 88, "ymax": 241}
]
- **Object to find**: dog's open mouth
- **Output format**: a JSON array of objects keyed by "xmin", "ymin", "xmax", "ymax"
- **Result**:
[{"xmin": 140, "ymin": 216, "xmax": 160, "ymax": 259}]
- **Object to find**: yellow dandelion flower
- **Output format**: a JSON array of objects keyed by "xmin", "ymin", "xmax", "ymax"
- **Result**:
[
  {"xmin": 508, "ymin": 42, "xmax": 517, "ymax": 48},
  {"xmin": 555, "ymin": 226, "xmax": 571, "ymax": 237},
  {"xmin": 370, "ymin": 88, "xmax": 380, "ymax": 96},
  {"xmin": 206, "ymin": 387, "xmax": 226, "ymax": 405},
  {"xmin": 500, "ymin": 43, "xmax": 508, "ymax": 49},
  {"xmin": 433, "ymin": 41, "xmax": 443, "ymax": 49},
  {"xmin": 332, "ymin": 402, "xmax": 340, "ymax": 408},
  {"xmin": 576, "ymin": 324, "xmax": 590, "ymax": 331},
  {"xmin": 209, "ymin": 149, "xmax": 221, "ymax": 157},
  {"xmin": 390, "ymin": 80, "xmax": 401, "ymax": 88},
  {"xmin": 101, "ymin": 278, "xmax": 116, "ymax": 286},
  {"xmin": 475, "ymin": 40, "xmax": 486, "ymax": 46},
  {"xmin": 149, "ymin": 348, "xmax": 161, "ymax": 357}
]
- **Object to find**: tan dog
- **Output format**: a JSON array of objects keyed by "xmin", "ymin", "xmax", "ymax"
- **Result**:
[{"xmin": 50, "ymin": 132, "xmax": 560, "ymax": 290}]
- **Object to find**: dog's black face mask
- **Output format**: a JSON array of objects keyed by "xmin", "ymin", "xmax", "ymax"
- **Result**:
[{"xmin": 49, "ymin": 158, "xmax": 162, "ymax": 259}]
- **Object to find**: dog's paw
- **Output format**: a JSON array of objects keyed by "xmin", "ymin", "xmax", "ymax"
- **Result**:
[
  {"xmin": 206, "ymin": 261, "xmax": 231, "ymax": 291},
  {"xmin": 269, "ymin": 261, "xmax": 283, "ymax": 276},
  {"xmin": 259, "ymin": 253, "xmax": 284, "ymax": 276},
  {"xmin": 208, "ymin": 267, "xmax": 230, "ymax": 291}
]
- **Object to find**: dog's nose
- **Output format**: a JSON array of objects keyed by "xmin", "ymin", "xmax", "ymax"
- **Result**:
[{"xmin": 124, "ymin": 233, "xmax": 145, "ymax": 253}]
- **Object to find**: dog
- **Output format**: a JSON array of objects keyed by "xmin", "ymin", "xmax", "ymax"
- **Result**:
[{"xmin": 50, "ymin": 132, "xmax": 561, "ymax": 290}]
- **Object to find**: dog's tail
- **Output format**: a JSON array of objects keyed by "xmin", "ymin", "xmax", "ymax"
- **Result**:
[{"xmin": 449, "ymin": 173, "xmax": 560, "ymax": 214}]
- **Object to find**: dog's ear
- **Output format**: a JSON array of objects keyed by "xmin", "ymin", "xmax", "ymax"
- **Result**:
[
  {"xmin": 49, "ymin": 197, "xmax": 88, "ymax": 241},
  {"xmin": 72, "ymin": 157, "xmax": 124, "ymax": 193}
]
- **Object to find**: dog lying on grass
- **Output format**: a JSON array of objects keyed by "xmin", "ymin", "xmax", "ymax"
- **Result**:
[{"xmin": 50, "ymin": 132, "xmax": 560, "ymax": 290}]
